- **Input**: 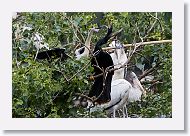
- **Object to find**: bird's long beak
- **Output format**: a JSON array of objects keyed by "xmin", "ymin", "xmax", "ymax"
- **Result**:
[{"xmin": 135, "ymin": 79, "xmax": 146, "ymax": 96}]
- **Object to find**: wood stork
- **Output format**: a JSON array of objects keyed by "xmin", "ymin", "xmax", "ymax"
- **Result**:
[
  {"xmin": 109, "ymin": 71, "xmax": 146, "ymax": 118},
  {"xmin": 75, "ymin": 27, "xmax": 100, "ymax": 60},
  {"xmin": 109, "ymin": 40, "xmax": 128, "ymax": 81},
  {"xmin": 88, "ymin": 71, "xmax": 145, "ymax": 118},
  {"xmin": 33, "ymin": 33, "xmax": 69, "ymax": 61}
]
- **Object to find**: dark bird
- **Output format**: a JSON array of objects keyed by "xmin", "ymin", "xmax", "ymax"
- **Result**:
[
  {"xmin": 88, "ymin": 25, "xmax": 114, "ymax": 104},
  {"xmin": 36, "ymin": 48, "xmax": 69, "ymax": 62}
]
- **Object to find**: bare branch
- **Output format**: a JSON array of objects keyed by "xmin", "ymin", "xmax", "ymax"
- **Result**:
[
  {"xmin": 64, "ymin": 15, "xmax": 85, "ymax": 44},
  {"xmin": 143, "ymin": 12, "xmax": 158, "ymax": 39},
  {"xmin": 67, "ymin": 60, "xmax": 91, "ymax": 82},
  {"xmin": 147, "ymin": 81, "xmax": 163, "ymax": 90},
  {"xmin": 102, "ymin": 40, "xmax": 172, "ymax": 51},
  {"xmin": 75, "ymin": 93, "xmax": 94, "ymax": 102},
  {"xmin": 141, "ymin": 79, "xmax": 162, "ymax": 85},
  {"xmin": 138, "ymin": 62, "xmax": 160, "ymax": 80}
]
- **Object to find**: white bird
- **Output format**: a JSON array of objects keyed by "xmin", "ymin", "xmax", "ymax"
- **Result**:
[
  {"xmin": 75, "ymin": 28, "xmax": 100, "ymax": 60},
  {"xmin": 33, "ymin": 32, "xmax": 49, "ymax": 60},
  {"xmin": 88, "ymin": 71, "xmax": 145, "ymax": 118},
  {"xmin": 120, "ymin": 71, "xmax": 146, "ymax": 117},
  {"xmin": 109, "ymin": 40, "xmax": 128, "ymax": 81}
]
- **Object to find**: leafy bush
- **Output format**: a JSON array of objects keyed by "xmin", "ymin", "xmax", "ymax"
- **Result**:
[{"xmin": 12, "ymin": 12, "xmax": 172, "ymax": 118}]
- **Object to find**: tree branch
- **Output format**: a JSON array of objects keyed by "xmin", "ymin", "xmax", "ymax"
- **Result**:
[{"xmin": 102, "ymin": 40, "xmax": 172, "ymax": 51}]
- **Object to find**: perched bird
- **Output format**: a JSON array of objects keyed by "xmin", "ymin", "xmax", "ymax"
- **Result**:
[
  {"xmin": 87, "ymin": 36, "xmax": 145, "ymax": 118},
  {"xmin": 88, "ymin": 71, "xmax": 145, "ymax": 118},
  {"xmin": 110, "ymin": 71, "xmax": 146, "ymax": 118},
  {"xmin": 35, "ymin": 48, "xmax": 69, "ymax": 62},
  {"xmin": 88, "ymin": 25, "xmax": 114, "ymax": 104}
]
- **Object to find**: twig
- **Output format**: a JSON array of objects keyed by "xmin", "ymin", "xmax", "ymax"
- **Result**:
[
  {"xmin": 92, "ymin": 67, "xmax": 110, "ymax": 102},
  {"xmin": 75, "ymin": 93, "xmax": 94, "ymax": 102},
  {"xmin": 34, "ymin": 49, "xmax": 39, "ymax": 61},
  {"xmin": 67, "ymin": 60, "xmax": 91, "ymax": 82},
  {"xmin": 144, "ymin": 12, "xmax": 158, "ymax": 39},
  {"xmin": 64, "ymin": 15, "xmax": 85, "ymax": 43},
  {"xmin": 138, "ymin": 62, "xmax": 160, "ymax": 80},
  {"xmin": 147, "ymin": 81, "xmax": 163, "ymax": 90},
  {"xmin": 102, "ymin": 40, "xmax": 172, "ymax": 51},
  {"xmin": 147, "ymin": 12, "xmax": 163, "ymax": 39},
  {"xmin": 134, "ymin": 52, "xmax": 151, "ymax": 64},
  {"xmin": 53, "ymin": 69, "xmax": 69, "ymax": 82},
  {"xmin": 141, "ymin": 79, "xmax": 162, "ymax": 85}
]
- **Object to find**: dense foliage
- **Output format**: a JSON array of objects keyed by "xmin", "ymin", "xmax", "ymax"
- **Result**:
[{"xmin": 12, "ymin": 12, "xmax": 172, "ymax": 118}]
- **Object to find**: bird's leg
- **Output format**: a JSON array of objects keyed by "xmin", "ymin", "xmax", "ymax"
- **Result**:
[
  {"xmin": 34, "ymin": 49, "xmax": 39, "ymax": 61},
  {"xmin": 125, "ymin": 105, "xmax": 128, "ymax": 118},
  {"xmin": 122, "ymin": 106, "xmax": 126, "ymax": 118},
  {"xmin": 117, "ymin": 110, "xmax": 121, "ymax": 118},
  {"xmin": 113, "ymin": 109, "xmax": 116, "ymax": 118}
]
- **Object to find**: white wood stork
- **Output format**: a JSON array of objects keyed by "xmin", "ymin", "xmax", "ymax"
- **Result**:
[
  {"xmin": 75, "ymin": 28, "xmax": 100, "ymax": 60},
  {"xmin": 33, "ymin": 32, "xmax": 50, "ymax": 60},
  {"xmin": 111, "ymin": 71, "xmax": 146, "ymax": 118},
  {"xmin": 88, "ymin": 71, "xmax": 145, "ymax": 118},
  {"xmin": 109, "ymin": 40, "xmax": 128, "ymax": 81}
]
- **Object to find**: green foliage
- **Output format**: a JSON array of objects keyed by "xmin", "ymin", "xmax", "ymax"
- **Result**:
[
  {"xmin": 128, "ymin": 91, "xmax": 172, "ymax": 118},
  {"xmin": 12, "ymin": 12, "xmax": 172, "ymax": 118}
]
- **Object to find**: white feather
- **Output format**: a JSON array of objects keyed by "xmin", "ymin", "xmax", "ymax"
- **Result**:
[{"xmin": 109, "ymin": 40, "xmax": 128, "ymax": 80}]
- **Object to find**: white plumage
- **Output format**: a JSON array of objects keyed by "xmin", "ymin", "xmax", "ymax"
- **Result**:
[
  {"xmin": 109, "ymin": 40, "xmax": 128, "ymax": 80},
  {"xmin": 33, "ymin": 32, "xmax": 49, "ymax": 60},
  {"xmin": 33, "ymin": 32, "xmax": 49, "ymax": 51},
  {"xmin": 75, "ymin": 28, "xmax": 99, "ymax": 60},
  {"xmin": 88, "ymin": 40, "xmax": 145, "ymax": 117},
  {"xmin": 89, "ymin": 72, "xmax": 145, "ymax": 118}
]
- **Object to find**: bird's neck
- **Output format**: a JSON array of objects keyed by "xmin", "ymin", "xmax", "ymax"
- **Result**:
[
  {"xmin": 85, "ymin": 30, "xmax": 94, "ymax": 49},
  {"xmin": 115, "ymin": 48, "xmax": 125, "ymax": 60}
]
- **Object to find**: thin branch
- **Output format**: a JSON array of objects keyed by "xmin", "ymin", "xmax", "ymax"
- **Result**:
[
  {"xmin": 75, "ymin": 93, "xmax": 94, "ymax": 102},
  {"xmin": 147, "ymin": 12, "xmax": 163, "ymax": 39},
  {"xmin": 64, "ymin": 15, "xmax": 85, "ymax": 43},
  {"xmin": 143, "ymin": 12, "xmax": 158, "ymax": 39},
  {"xmin": 102, "ymin": 40, "xmax": 172, "ymax": 51},
  {"xmin": 147, "ymin": 81, "xmax": 163, "ymax": 90},
  {"xmin": 138, "ymin": 62, "xmax": 160, "ymax": 80},
  {"xmin": 141, "ymin": 79, "xmax": 162, "ymax": 85},
  {"xmin": 67, "ymin": 60, "xmax": 91, "ymax": 82}
]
